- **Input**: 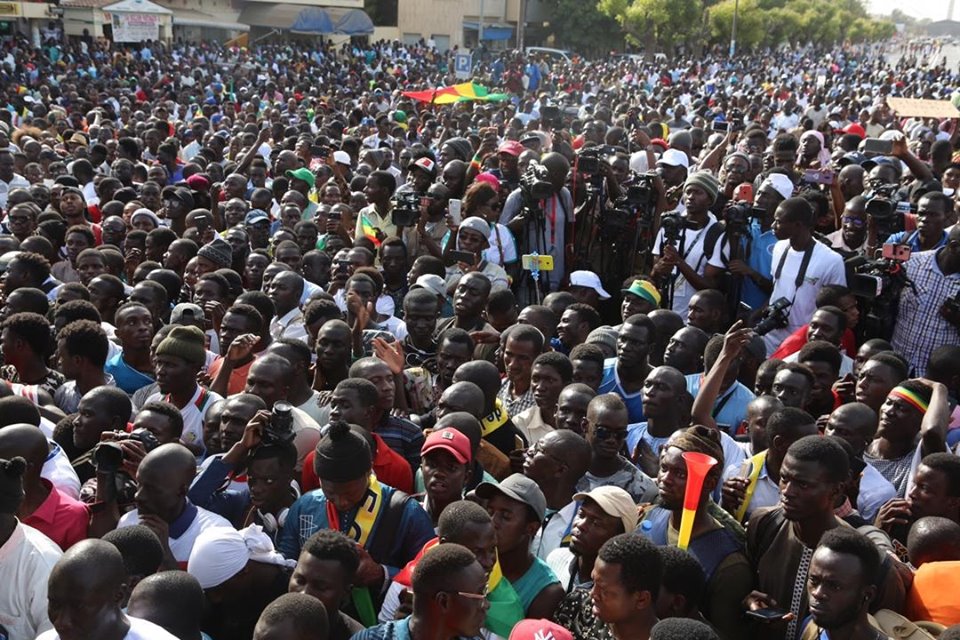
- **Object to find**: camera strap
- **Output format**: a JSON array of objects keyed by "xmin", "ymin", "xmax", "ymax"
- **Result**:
[{"xmin": 774, "ymin": 241, "xmax": 815, "ymax": 290}]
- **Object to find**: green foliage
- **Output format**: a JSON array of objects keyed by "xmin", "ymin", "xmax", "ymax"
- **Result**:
[
  {"xmin": 542, "ymin": 0, "xmax": 623, "ymax": 55},
  {"xmin": 596, "ymin": 0, "xmax": 894, "ymax": 53}
]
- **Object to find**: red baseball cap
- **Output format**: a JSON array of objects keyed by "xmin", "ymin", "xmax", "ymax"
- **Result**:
[
  {"xmin": 841, "ymin": 123, "xmax": 866, "ymax": 138},
  {"xmin": 498, "ymin": 140, "xmax": 524, "ymax": 157},
  {"xmin": 508, "ymin": 619, "xmax": 573, "ymax": 640},
  {"xmin": 421, "ymin": 428, "xmax": 471, "ymax": 464}
]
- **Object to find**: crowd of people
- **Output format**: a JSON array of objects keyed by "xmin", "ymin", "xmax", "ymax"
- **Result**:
[{"xmin": 0, "ymin": 28, "xmax": 959, "ymax": 640}]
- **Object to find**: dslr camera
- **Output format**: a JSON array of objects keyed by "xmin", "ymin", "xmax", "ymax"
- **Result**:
[
  {"xmin": 94, "ymin": 428, "xmax": 161, "ymax": 473},
  {"xmin": 753, "ymin": 298, "xmax": 792, "ymax": 336},
  {"xmin": 263, "ymin": 402, "xmax": 296, "ymax": 446}
]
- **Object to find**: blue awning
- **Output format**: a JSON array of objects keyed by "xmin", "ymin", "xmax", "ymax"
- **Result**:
[
  {"xmin": 463, "ymin": 21, "xmax": 513, "ymax": 41},
  {"xmin": 291, "ymin": 8, "xmax": 334, "ymax": 34},
  {"xmin": 332, "ymin": 8, "xmax": 373, "ymax": 36}
]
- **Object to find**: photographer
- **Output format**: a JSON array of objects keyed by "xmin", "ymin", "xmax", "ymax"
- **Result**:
[
  {"xmin": 650, "ymin": 172, "xmax": 722, "ymax": 319},
  {"xmin": 763, "ymin": 197, "xmax": 847, "ymax": 355},
  {"xmin": 891, "ymin": 224, "xmax": 960, "ymax": 377},
  {"xmin": 188, "ymin": 401, "xmax": 299, "ymax": 539},
  {"xmin": 499, "ymin": 152, "xmax": 574, "ymax": 294},
  {"xmin": 705, "ymin": 173, "xmax": 792, "ymax": 311}
]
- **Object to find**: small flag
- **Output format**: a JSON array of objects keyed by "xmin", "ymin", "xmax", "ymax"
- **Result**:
[{"xmin": 360, "ymin": 213, "xmax": 381, "ymax": 247}]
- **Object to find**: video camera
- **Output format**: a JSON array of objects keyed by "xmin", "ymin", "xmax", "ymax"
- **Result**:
[
  {"xmin": 520, "ymin": 162, "xmax": 554, "ymax": 201},
  {"xmin": 725, "ymin": 202, "xmax": 764, "ymax": 237},
  {"xmin": 863, "ymin": 181, "xmax": 910, "ymax": 240},
  {"xmin": 94, "ymin": 428, "xmax": 161, "ymax": 473},
  {"xmin": 576, "ymin": 145, "xmax": 619, "ymax": 177},
  {"xmin": 845, "ymin": 244, "xmax": 913, "ymax": 340},
  {"xmin": 660, "ymin": 211, "xmax": 684, "ymax": 246},
  {"xmin": 391, "ymin": 191, "xmax": 421, "ymax": 228},
  {"xmin": 753, "ymin": 297, "xmax": 792, "ymax": 336}
]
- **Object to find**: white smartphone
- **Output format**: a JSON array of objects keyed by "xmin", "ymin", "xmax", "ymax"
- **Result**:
[{"xmin": 448, "ymin": 199, "xmax": 462, "ymax": 226}]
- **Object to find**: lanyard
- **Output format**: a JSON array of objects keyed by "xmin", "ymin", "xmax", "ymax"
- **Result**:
[{"xmin": 774, "ymin": 241, "xmax": 815, "ymax": 289}]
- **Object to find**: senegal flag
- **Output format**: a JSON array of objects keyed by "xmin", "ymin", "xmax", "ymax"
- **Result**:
[
  {"xmin": 394, "ymin": 538, "xmax": 524, "ymax": 637},
  {"xmin": 359, "ymin": 213, "xmax": 382, "ymax": 247}
]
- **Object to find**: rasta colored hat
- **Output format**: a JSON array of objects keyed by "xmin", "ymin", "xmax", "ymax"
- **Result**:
[
  {"xmin": 313, "ymin": 421, "xmax": 372, "ymax": 482},
  {"xmin": 156, "ymin": 326, "xmax": 206, "ymax": 368},
  {"xmin": 684, "ymin": 171, "xmax": 720, "ymax": 204},
  {"xmin": 197, "ymin": 236, "xmax": 233, "ymax": 269},
  {"xmin": 622, "ymin": 279, "xmax": 662, "ymax": 307}
]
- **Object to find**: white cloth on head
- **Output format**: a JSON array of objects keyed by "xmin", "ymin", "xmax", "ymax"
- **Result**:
[
  {"xmin": 760, "ymin": 173, "xmax": 794, "ymax": 200},
  {"xmin": 187, "ymin": 524, "xmax": 294, "ymax": 589}
]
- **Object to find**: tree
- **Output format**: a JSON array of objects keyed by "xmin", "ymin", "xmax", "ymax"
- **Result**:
[
  {"xmin": 708, "ymin": 0, "xmax": 766, "ymax": 52},
  {"xmin": 543, "ymin": 0, "xmax": 623, "ymax": 56},
  {"xmin": 597, "ymin": 0, "xmax": 702, "ymax": 57}
]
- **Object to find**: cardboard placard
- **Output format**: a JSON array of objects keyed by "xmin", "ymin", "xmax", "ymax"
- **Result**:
[{"xmin": 887, "ymin": 98, "xmax": 959, "ymax": 119}]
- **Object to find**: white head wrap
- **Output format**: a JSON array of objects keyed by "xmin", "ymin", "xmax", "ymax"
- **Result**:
[
  {"xmin": 760, "ymin": 173, "xmax": 795, "ymax": 201},
  {"xmin": 187, "ymin": 525, "xmax": 294, "ymax": 589}
]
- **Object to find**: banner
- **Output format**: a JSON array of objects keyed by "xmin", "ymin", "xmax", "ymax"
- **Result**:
[
  {"xmin": 111, "ymin": 12, "xmax": 160, "ymax": 43},
  {"xmin": 887, "ymin": 98, "xmax": 959, "ymax": 119}
]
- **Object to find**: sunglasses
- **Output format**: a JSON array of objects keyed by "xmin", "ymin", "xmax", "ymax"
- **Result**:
[
  {"xmin": 594, "ymin": 426, "xmax": 627, "ymax": 442},
  {"xmin": 842, "ymin": 216, "xmax": 865, "ymax": 228}
]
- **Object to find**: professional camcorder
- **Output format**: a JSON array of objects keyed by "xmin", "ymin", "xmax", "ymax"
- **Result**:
[{"xmin": 391, "ymin": 191, "xmax": 421, "ymax": 228}]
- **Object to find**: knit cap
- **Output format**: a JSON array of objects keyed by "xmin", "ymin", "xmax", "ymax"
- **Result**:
[
  {"xmin": 197, "ymin": 235, "xmax": 233, "ymax": 269},
  {"xmin": 684, "ymin": 171, "xmax": 720, "ymax": 204},
  {"xmin": 313, "ymin": 421, "xmax": 372, "ymax": 482},
  {"xmin": 155, "ymin": 325, "xmax": 206, "ymax": 368}
]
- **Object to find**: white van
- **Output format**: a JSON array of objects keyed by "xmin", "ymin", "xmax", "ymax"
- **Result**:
[{"xmin": 525, "ymin": 47, "xmax": 575, "ymax": 65}]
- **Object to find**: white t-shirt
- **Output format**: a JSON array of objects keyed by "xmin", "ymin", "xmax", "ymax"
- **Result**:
[
  {"xmin": 42, "ymin": 441, "xmax": 81, "ymax": 500},
  {"xmin": 0, "ymin": 523, "xmax": 61, "ymax": 640},
  {"xmin": 653, "ymin": 213, "xmax": 719, "ymax": 320},
  {"xmin": 763, "ymin": 240, "xmax": 846, "ymax": 355},
  {"xmin": 144, "ymin": 386, "xmax": 222, "ymax": 451},
  {"xmin": 38, "ymin": 615, "xmax": 179, "ymax": 640},
  {"xmin": 118, "ymin": 506, "xmax": 232, "ymax": 566}
]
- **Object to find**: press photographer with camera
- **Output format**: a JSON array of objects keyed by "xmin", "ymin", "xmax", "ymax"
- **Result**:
[
  {"xmin": 499, "ymin": 153, "xmax": 574, "ymax": 296},
  {"xmin": 891, "ymin": 224, "xmax": 960, "ymax": 377},
  {"xmin": 650, "ymin": 172, "xmax": 722, "ymax": 319},
  {"xmin": 705, "ymin": 173, "xmax": 793, "ymax": 312},
  {"xmin": 188, "ymin": 399, "xmax": 299, "ymax": 539},
  {"xmin": 761, "ymin": 197, "xmax": 847, "ymax": 355}
]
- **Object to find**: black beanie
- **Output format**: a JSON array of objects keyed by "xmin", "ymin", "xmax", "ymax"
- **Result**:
[{"xmin": 313, "ymin": 421, "xmax": 372, "ymax": 482}]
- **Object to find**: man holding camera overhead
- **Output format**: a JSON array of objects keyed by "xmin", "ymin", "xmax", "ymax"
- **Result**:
[{"xmin": 650, "ymin": 172, "xmax": 722, "ymax": 321}]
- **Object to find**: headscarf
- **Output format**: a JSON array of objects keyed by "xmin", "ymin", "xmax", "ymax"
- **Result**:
[
  {"xmin": 187, "ymin": 525, "xmax": 294, "ymax": 589},
  {"xmin": 799, "ymin": 130, "xmax": 832, "ymax": 168}
]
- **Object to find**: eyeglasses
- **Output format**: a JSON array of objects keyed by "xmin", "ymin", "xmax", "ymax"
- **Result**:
[
  {"xmin": 594, "ymin": 427, "xmax": 627, "ymax": 442},
  {"xmin": 529, "ymin": 441, "xmax": 565, "ymax": 466},
  {"xmin": 841, "ymin": 216, "xmax": 865, "ymax": 228}
]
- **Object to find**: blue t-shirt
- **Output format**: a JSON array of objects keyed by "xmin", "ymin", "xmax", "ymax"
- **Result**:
[
  {"xmin": 351, "ymin": 617, "xmax": 481, "ymax": 640},
  {"xmin": 512, "ymin": 556, "xmax": 560, "ymax": 613},
  {"xmin": 104, "ymin": 353, "xmax": 155, "ymax": 395},
  {"xmin": 745, "ymin": 226, "xmax": 777, "ymax": 310},
  {"xmin": 684, "ymin": 374, "xmax": 756, "ymax": 436},
  {"xmin": 886, "ymin": 229, "xmax": 948, "ymax": 252},
  {"xmin": 599, "ymin": 359, "xmax": 645, "ymax": 423}
]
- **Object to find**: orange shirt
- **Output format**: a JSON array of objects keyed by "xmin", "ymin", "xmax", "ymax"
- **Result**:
[{"xmin": 906, "ymin": 561, "xmax": 960, "ymax": 625}]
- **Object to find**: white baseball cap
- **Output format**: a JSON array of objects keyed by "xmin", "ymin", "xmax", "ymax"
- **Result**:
[
  {"xmin": 333, "ymin": 150, "xmax": 351, "ymax": 165},
  {"xmin": 657, "ymin": 148, "xmax": 690, "ymax": 169},
  {"xmin": 569, "ymin": 270, "xmax": 611, "ymax": 300}
]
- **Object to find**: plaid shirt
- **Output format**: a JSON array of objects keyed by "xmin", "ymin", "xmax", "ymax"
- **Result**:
[
  {"xmin": 498, "ymin": 378, "xmax": 537, "ymax": 417},
  {"xmin": 891, "ymin": 249, "xmax": 960, "ymax": 377}
]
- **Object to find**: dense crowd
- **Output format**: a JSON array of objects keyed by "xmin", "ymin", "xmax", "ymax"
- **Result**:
[{"xmin": 0, "ymin": 28, "xmax": 959, "ymax": 640}]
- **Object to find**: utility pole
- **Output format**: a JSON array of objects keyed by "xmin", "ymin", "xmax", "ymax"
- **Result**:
[
  {"xmin": 479, "ymin": 0, "xmax": 485, "ymax": 45},
  {"xmin": 730, "ymin": 0, "xmax": 738, "ymax": 57},
  {"xmin": 518, "ymin": 0, "xmax": 525, "ymax": 50}
]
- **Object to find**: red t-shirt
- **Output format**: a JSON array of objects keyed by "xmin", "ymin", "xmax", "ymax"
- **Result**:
[
  {"xmin": 301, "ymin": 432, "xmax": 413, "ymax": 494},
  {"xmin": 770, "ymin": 325, "xmax": 857, "ymax": 360}
]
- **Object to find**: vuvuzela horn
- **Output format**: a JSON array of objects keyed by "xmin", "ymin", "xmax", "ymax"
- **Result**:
[{"xmin": 677, "ymin": 452, "xmax": 718, "ymax": 551}]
